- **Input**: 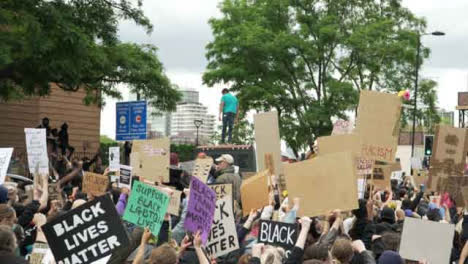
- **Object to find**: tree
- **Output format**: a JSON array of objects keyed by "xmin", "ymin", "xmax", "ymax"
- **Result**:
[
  {"xmin": 203, "ymin": 0, "xmax": 438, "ymax": 154},
  {"xmin": 0, "ymin": 0, "xmax": 180, "ymax": 111}
]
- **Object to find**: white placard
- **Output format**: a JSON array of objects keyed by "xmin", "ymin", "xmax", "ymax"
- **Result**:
[
  {"xmin": 206, "ymin": 196, "xmax": 239, "ymax": 258},
  {"xmin": 24, "ymin": 128, "xmax": 49, "ymax": 174},
  {"xmin": 119, "ymin": 165, "xmax": 132, "ymax": 189},
  {"xmin": 399, "ymin": 217, "xmax": 455, "ymax": 264},
  {"xmin": 357, "ymin": 178, "xmax": 366, "ymax": 199},
  {"xmin": 411, "ymin": 157, "xmax": 422, "ymax": 170},
  {"xmin": 0, "ymin": 148, "xmax": 13, "ymax": 184},
  {"xmin": 109, "ymin": 147, "xmax": 120, "ymax": 172}
]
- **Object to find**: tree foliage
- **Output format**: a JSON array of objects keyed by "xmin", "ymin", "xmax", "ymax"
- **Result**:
[
  {"xmin": 0, "ymin": 0, "xmax": 180, "ymax": 110},
  {"xmin": 203, "ymin": 0, "xmax": 438, "ymax": 154}
]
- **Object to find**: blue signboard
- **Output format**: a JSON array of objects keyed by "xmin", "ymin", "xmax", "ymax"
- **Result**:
[{"xmin": 116, "ymin": 101, "xmax": 147, "ymax": 141}]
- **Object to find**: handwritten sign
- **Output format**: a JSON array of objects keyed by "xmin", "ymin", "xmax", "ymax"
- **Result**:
[
  {"xmin": 430, "ymin": 126, "xmax": 468, "ymax": 180},
  {"xmin": 438, "ymin": 176, "xmax": 468, "ymax": 207},
  {"xmin": 240, "ymin": 170, "xmax": 269, "ymax": 216},
  {"xmin": 82, "ymin": 172, "xmax": 109, "ymax": 196},
  {"xmin": 332, "ymin": 119, "xmax": 354, "ymax": 135},
  {"xmin": 206, "ymin": 196, "xmax": 239, "ymax": 258},
  {"xmin": 24, "ymin": 128, "xmax": 49, "ymax": 174},
  {"xmin": 355, "ymin": 91, "xmax": 401, "ymax": 163},
  {"xmin": 119, "ymin": 165, "xmax": 132, "ymax": 190},
  {"xmin": 123, "ymin": 181, "xmax": 170, "ymax": 236},
  {"xmin": 429, "ymin": 196, "xmax": 441, "ymax": 207},
  {"xmin": 0, "ymin": 148, "xmax": 13, "ymax": 184},
  {"xmin": 42, "ymin": 195, "xmax": 130, "ymax": 264},
  {"xmin": 192, "ymin": 157, "xmax": 214, "ymax": 182},
  {"xmin": 209, "ymin": 184, "xmax": 232, "ymax": 200},
  {"xmin": 155, "ymin": 186, "xmax": 182, "ymax": 216},
  {"xmin": 399, "ymin": 217, "xmax": 455, "ymax": 264},
  {"xmin": 259, "ymin": 220, "xmax": 298, "ymax": 256},
  {"xmin": 131, "ymin": 138, "xmax": 170, "ymax": 182},
  {"xmin": 184, "ymin": 176, "xmax": 216, "ymax": 244},
  {"xmin": 109, "ymin": 147, "xmax": 120, "ymax": 172}
]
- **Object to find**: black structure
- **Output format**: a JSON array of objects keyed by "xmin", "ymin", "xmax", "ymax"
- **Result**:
[{"xmin": 196, "ymin": 145, "xmax": 257, "ymax": 173}]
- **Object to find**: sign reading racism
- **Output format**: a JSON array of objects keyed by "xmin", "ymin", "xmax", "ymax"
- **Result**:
[
  {"xmin": 206, "ymin": 196, "xmax": 239, "ymax": 258},
  {"xmin": 0, "ymin": 148, "xmax": 13, "ymax": 184},
  {"xmin": 42, "ymin": 195, "xmax": 130, "ymax": 264},
  {"xmin": 82, "ymin": 172, "xmax": 109, "ymax": 196},
  {"xmin": 184, "ymin": 176, "xmax": 216, "ymax": 244},
  {"xmin": 123, "ymin": 181, "xmax": 170, "ymax": 236},
  {"xmin": 259, "ymin": 220, "xmax": 298, "ymax": 255},
  {"xmin": 355, "ymin": 91, "xmax": 402, "ymax": 163},
  {"xmin": 119, "ymin": 165, "xmax": 132, "ymax": 190},
  {"xmin": 24, "ymin": 128, "xmax": 49, "ymax": 174}
]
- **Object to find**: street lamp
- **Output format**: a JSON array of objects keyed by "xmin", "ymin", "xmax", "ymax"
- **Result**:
[
  {"xmin": 194, "ymin": 119, "xmax": 203, "ymax": 146},
  {"xmin": 411, "ymin": 31, "xmax": 445, "ymax": 158}
]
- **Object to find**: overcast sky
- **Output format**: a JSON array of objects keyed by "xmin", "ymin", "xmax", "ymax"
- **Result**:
[{"xmin": 101, "ymin": 0, "xmax": 468, "ymax": 138}]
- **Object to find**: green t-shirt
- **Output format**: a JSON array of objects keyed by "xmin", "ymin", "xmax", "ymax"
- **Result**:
[{"xmin": 221, "ymin": 93, "xmax": 238, "ymax": 113}]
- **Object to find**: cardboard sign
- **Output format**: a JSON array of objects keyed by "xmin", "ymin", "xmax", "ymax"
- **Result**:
[
  {"xmin": 332, "ymin": 119, "xmax": 354, "ymax": 135},
  {"xmin": 355, "ymin": 91, "xmax": 401, "ymax": 163},
  {"xmin": 240, "ymin": 170, "xmax": 270, "ymax": 216},
  {"xmin": 284, "ymin": 152, "xmax": 358, "ymax": 216},
  {"xmin": 399, "ymin": 217, "xmax": 455, "ymax": 264},
  {"xmin": 206, "ymin": 196, "xmax": 239, "ymax": 258},
  {"xmin": 192, "ymin": 157, "xmax": 214, "ymax": 182},
  {"xmin": 254, "ymin": 111, "xmax": 283, "ymax": 175},
  {"xmin": 209, "ymin": 184, "xmax": 233, "ymax": 200},
  {"xmin": 259, "ymin": 220, "xmax": 298, "ymax": 255},
  {"xmin": 184, "ymin": 176, "xmax": 216, "ymax": 244},
  {"xmin": 109, "ymin": 147, "xmax": 120, "ymax": 172},
  {"xmin": 317, "ymin": 134, "xmax": 360, "ymax": 156},
  {"xmin": 357, "ymin": 158, "xmax": 374, "ymax": 176},
  {"xmin": 119, "ymin": 165, "xmax": 132, "ymax": 189},
  {"xmin": 24, "ymin": 128, "xmax": 49, "ymax": 174},
  {"xmin": 0, "ymin": 148, "xmax": 13, "ymax": 184},
  {"xmin": 123, "ymin": 181, "xmax": 170, "ymax": 236},
  {"xmin": 155, "ymin": 186, "xmax": 182, "ymax": 216},
  {"xmin": 370, "ymin": 163, "xmax": 392, "ymax": 190},
  {"xmin": 42, "ymin": 195, "xmax": 130, "ymax": 264},
  {"xmin": 131, "ymin": 138, "xmax": 170, "ymax": 182},
  {"xmin": 429, "ymin": 126, "xmax": 468, "ymax": 183},
  {"xmin": 82, "ymin": 172, "xmax": 109, "ymax": 196},
  {"xmin": 48, "ymin": 182, "xmax": 62, "ymax": 201}
]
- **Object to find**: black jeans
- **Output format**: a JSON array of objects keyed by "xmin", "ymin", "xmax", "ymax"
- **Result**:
[{"xmin": 222, "ymin": 112, "xmax": 235, "ymax": 143}]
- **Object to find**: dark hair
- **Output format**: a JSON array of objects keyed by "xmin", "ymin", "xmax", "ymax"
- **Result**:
[
  {"xmin": 381, "ymin": 232, "xmax": 401, "ymax": 251},
  {"xmin": 0, "ymin": 225, "xmax": 16, "ymax": 253},
  {"xmin": 222, "ymin": 88, "xmax": 229, "ymax": 94},
  {"xmin": 303, "ymin": 260, "xmax": 324, "ymax": 264},
  {"xmin": 304, "ymin": 244, "xmax": 329, "ymax": 261}
]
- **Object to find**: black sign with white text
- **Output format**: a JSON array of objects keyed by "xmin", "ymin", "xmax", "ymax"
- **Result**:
[
  {"xmin": 259, "ymin": 220, "xmax": 298, "ymax": 251},
  {"xmin": 42, "ymin": 195, "xmax": 130, "ymax": 264}
]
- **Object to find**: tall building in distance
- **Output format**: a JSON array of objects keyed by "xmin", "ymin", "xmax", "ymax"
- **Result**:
[
  {"xmin": 130, "ymin": 89, "xmax": 216, "ymax": 144},
  {"xmin": 170, "ymin": 90, "xmax": 216, "ymax": 145}
]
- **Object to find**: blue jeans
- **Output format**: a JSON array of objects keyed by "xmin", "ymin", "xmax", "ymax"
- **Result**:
[{"xmin": 222, "ymin": 112, "xmax": 235, "ymax": 143}]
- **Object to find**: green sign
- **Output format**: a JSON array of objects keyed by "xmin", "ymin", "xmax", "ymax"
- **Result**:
[{"xmin": 123, "ymin": 180, "xmax": 170, "ymax": 236}]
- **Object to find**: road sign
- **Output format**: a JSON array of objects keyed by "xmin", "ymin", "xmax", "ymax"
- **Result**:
[{"xmin": 116, "ymin": 101, "xmax": 147, "ymax": 141}]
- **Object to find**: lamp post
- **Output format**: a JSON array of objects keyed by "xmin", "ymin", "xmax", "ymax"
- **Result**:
[
  {"xmin": 411, "ymin": 31, "xmax": 445, "ymax": 158},
  {"xmin": 194, "ymin": 119, "xmax": 203, "ymax": 146}
]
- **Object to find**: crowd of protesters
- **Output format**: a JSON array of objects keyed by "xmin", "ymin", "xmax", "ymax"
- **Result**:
[{"xmin": 0, "ymin": 126, "xmax": 467, "ymax": 264}]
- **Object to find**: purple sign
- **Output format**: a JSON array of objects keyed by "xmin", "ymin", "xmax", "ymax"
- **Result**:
[{"xmin": 184, "ymin": 176, "xmax": 216, "ymax": 244}]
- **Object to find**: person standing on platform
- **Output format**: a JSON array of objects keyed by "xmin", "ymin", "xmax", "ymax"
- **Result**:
[{"xmin": 219, "ymin": 88, "xmax": 239, "ymax": 144}]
